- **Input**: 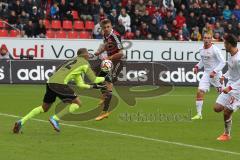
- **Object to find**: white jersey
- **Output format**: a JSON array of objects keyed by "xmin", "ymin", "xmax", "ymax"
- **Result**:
[
  {"xmin": 196, "ymin": 44, "xmax": 225, "ymax": 73},
  {"xmin": 224, "ymin": 50, "xmax": 240, "ymax": 92}
]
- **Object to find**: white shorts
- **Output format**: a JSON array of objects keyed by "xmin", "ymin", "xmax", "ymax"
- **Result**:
[
  {"xmin": 198, "ymin": 72, "xmax": 222, "ymax": 92},
  {"xmin": 216, "ymin": 92, "xmax": 240, "ymax": 111}
]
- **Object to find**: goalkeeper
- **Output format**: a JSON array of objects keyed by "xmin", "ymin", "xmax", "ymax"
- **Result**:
[{"xmin": 13, "ymin": 48, "xmax": 106, "ymax": 133}]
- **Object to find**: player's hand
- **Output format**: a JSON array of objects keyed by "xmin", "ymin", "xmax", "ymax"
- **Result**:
[
  {"xmin": 223, "ymin": 86, "xmax": 233, "ymax": 94},
  {"xmin": 220, "ymin": 76, "xmax": 225, "ymax": 85},
  {"xmin": 193, "ymin": 66, "xmax": 198, "ymax": 74},
  {"xmin": 210, "ymin": 71, "xmax": 216, "ymax": 78},
  {"xmin": 92, "ymin": 84, "xmax": 107, "ymax": 90}
]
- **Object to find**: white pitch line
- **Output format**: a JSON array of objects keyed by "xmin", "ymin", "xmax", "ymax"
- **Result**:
[{"xmin": 1, "ymin": 112, "xmax": 240, "ymax": 156}]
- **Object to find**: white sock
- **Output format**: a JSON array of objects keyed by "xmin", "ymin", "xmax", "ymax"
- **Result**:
[{"xmin": 196, "ymin": 100, "xmax": 203, "ymax": 116}]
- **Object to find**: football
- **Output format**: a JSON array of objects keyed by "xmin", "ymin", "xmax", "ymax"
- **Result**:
[{"xmin": 100, "ymin": 59, "xmax": 113, "ymax": 72}]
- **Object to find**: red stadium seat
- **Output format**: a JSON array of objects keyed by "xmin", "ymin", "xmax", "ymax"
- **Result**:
[
  {"xmin": 9, "ymin": 30, "xmax": 19, "ymax": 37},
  {"xmin": 43, "ymin": 19, "xmax": 51, "ymax": 29},
  {"xmin": 85, "ymin": 21, "xmax": 94, "ymax": 30},
  {"xmin": 46, "ymin": 30, "xmax": 55, "ymax": 38},
  {"xmin": 0, "ymin": 21, "xmax": 6, "ymax": 28},
  {"xmin": 63, "ymin": 20, "xmax": 73, "ymax": 30},
  {"xmin": 0, "ymin": 30, "xmax": 8, "ymax": 37},
  {"xmin": 79, "ymin": 31, "xmax": 91, "ymax": 39},
  {"xmin": 68, "ymin": 31, "xmax": 79, "ymax": 39},
  {"xmin": 56, "ymin": 30, "xmax": 67, "ymax": 38},
  {"xmin": 74, "ymin": 20, "xmax": 84, "ymax": 30},
  {"xmin": 51, "ymin": 20, "xmax": 61, "ymax": 30},
  {"xmin": 71, "ymin": 10, "xmax": 79, "ymax": 20}
]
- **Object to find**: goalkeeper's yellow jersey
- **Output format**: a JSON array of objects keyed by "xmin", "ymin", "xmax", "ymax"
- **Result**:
[{"xmin": 48, "ymin": 57, "xmax": 105, "ymax": 89}]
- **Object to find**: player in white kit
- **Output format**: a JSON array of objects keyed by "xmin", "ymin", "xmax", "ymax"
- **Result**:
[
  {"xmin": 214, "ymin": 34, "xmax": 240, "ymax": 141},
  {"xmin": 192, "ymin": 33, "xmax": 225, "ymax": 120}
]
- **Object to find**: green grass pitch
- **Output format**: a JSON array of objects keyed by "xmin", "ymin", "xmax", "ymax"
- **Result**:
[{"xmin": 0, "ymin": 84, "xmax": 240, "ymax": 160}]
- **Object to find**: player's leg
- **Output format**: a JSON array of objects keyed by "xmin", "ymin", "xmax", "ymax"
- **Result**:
[
  {"xmin": 49, "ymin": 84, "xmax": 80, "ymax": 132},
  {"xmin": 215, "ymin": 93, "xmax": 234, "ymax": 141},
  {"xmin": 95, "ymin": 82, "xmax": 113, "ymax": 121},
  {"xmin": 13, "ymin": 84, "xmax": 55, "ymax": 133},
  {"xmin": 211, "ymin": 72, "xmax": 224, "ymax": 94},
  {"xmin": 192, "ymin": 74, "xmax": 210, "ymax": 120}
]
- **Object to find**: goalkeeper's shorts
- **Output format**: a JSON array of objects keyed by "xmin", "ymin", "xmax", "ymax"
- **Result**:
[{"xmin": 43, "ymin": 83, "xmax": 77, "ymax": 104}]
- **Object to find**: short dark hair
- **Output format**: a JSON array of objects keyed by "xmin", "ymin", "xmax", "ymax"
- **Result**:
[
  {"xmin": 224, "ymin": 34, "xmax": 238, "ymax": 47},
  {"xmin": 100, "ymin": 19, "xmax": 111, "ymax": 27},
  {"xmin": 77, "ymin": 48, "xmax": 88, "ymax": 56}
]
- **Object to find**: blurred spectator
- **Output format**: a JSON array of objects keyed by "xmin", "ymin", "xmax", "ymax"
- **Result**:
[
  {"xmin": 146, "ymin": 33, "xmax": 153, "ymax": 40},
  {"xmin": 153, "ymin": 11, "xmax": 164, "ymax": 29},
  {"xmin": 159, "ymin": 24, "xmax": 169, "ymax": 38},
  {"xmin": 165, "ymin": 32, "xmax": 175, "ymax": 40},
  {"xmin": 34, "ymin": 19, "xmax": 46, "ymax": 38},
  {"xmin": 59, "ymin": 0, "xmax": 72, "ymax": 20},
  {"xmin": 139, "ymin": 22, "xmax": 148, "ymax": 38},
  {"xmin": 170, "ymin": 20, "xmax": 180, "ymax": 38},
  {"xmin": 175, "ymin": 11, "xmax": 186, "ymax": 28},
  {"xmin": 141, "ymin": 10, "xmax": 152, "ymax": 24},
  {"xmin": 223, "ymin": 5, "xmax": 232, "ymax": 20},
  {"xmin": 202, "ymin": 22, "xmax": 213, "ymax": 36},
  {"xmin": 8, "ymin": 10, "xmax": 18, "ymax": 26},
  {"xmin": 91, "ymin": 0, "xmax": 101, "ymax": 23},
  {"xmin": 134, "ymin": 29, "xmax": 145, "ymax": 39},
  {"xmin": 228, "ymin": 14, "xmax": 238, "ymax": 29},
  {"xmin": 163, "ymin": 0, "xmax": 174, "ymax": 9},
  {"xmin": 19, "ymin": 10, "xmax": 29, "ymax": 29},
  {"xmin": 232, "ymin": 5, "xmax": 240, "ymax": 21},
  {"xmin": 102, "ymin": 0, "xmax": 112, "ymax": 15},
  {"xmin": 108, "ymin": 9, "xmax": 118, "ymax": 26},
  {"xmin": 187, "ymin": 12, "xmax": 197, "ymax": 32},
  {"xmin": 97, "ymin": 8, "xmax": 107, "ymax": 22},
  {"xmin": 50, "ymin": 2, "xmax": 60, "ymax": 19},
  {"xmin": 213, "ymin": 22, "xmax": 224, "ymax": 37},
  {"xmin": 148, "ymin": 18, "xmax": 159, "ymax": 40},
  {"xmin": 135, "ymin": 0, "xmax": 146, "ymax": 16},
  {"xmin": 182, "ymin": 23, "xmax": 190, "ymax": 40},
  {"xmin": 164, "ymin": 11, "xmax": 174, "ymax": 28},
  {"xmin": 0, "ymin": 44, "xmax": 12, "ymax": 60},
  {"xmin": 114, "ymin": 19, "xmax": 126, "ymax": 35},
  {"xmin": 191, "ymin": 27, "xmax": 202, "ymax": 41},
  {"xmin": 24, "ymin": 20, "xmax": 34, "ymax": 37},
  {"xmin": 0, "ymin": 3, "xmax": 9, "ymax": 20},
  {"xmin": 146, "ymin": 0, "xmax": 156, "ymax": 16},
  {"xmin": 30, "ymin": 6, "xmax": 43, "ymax": 25},
  {"xmin": 224, "ymin": 24, "xmax": 235, "ymax": 35},
  {"xmin": 24, "ymin": 0, "xmax": 34, "ymax": 16},
  {"xmin": 78, "ymin": 0, "xmax": 92, "ymax": 21},
  {"xmin": 213, "ymin": 32, "xmax": 222, "ymax": 42},
  {"xmin": 131, "ymin": 9, "xmax": 142, "ymax": 32},
  {"xmin": 118, "ymin": 8, "xmax": 131, "ymax": 31},
  {"xmin": 10, "ymin": 0, "xmax": 22, "ymax": 16},
  {"xmin": 125, "ymin": 0, "xmax": 135, "ymax": 17}
]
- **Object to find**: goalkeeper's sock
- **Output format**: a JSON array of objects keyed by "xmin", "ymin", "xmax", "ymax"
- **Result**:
[
  {"xmin": 53, "ymin": 103, "xmax": 80, "ymax": 121},
  {"xmin": 21, "ymin": 106, "xmax": 44, "ymax": 125},
  {"xmin": 196, "ymin": 100, "xmax": 203, "ymax": 116},
  {"xmin": 103, "ymin": 91, "xmax": 112, "ymax": 112}
]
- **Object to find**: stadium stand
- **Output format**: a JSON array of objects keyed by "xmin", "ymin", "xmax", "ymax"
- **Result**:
[{"xmin": 0, "ymin": 0, "xmax": 239, "ymax": 41}]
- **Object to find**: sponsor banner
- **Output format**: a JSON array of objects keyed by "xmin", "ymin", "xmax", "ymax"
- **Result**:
[
  {"xmin": 0, "ymin": 60, "xmax": 10, "ymax": 83},
  {"xmin": 11, "ymin": 60, "xmax": 64, "ymax": 84},
  {"xmin": 116, "ymin": 62, "xmax": 153, "ymax": 85},
  {"xmin": 0, "ymin": 38, "xmax": 229, "ymax": 62}
]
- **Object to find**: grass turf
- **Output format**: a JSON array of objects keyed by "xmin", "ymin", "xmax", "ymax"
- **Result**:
[{"xmin": 0, "ymin": 84, "xmax": 240, "ymax": 160}]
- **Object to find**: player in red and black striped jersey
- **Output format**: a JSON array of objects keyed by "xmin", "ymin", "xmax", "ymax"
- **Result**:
[{"xmin": 94, "ymin": 19, "xmax": 124, "ymax": 121}]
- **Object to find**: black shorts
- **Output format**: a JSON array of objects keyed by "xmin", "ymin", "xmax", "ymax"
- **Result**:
[{"xmin": 43, "ymin": 83, "xmax": 77, "ymax": 104}]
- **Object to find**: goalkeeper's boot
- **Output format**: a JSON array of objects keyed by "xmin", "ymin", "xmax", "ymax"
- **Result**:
[
  {"xmin": 13, "ymin": 120, "xmax": 22, "ymax": 134},
  {"xmin": 217, "ymin": 133, "xmax": 231, "ymax": 141},
  {"xmin": 95, "ymin": 111, "xmax": 110, "ymax": 121},
  {"xmin": 49, "ymin": 116, "xmax": 60, "ymax": 132},
  {"xmin": 191, "ymin": 114, "xmax": 203, "ymax": 120}
]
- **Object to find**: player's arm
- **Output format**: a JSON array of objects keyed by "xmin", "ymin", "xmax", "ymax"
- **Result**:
[
  {"xmin": 193, "ymin": 51, "xmax": 203, "ymax": 74},
  {"xmin": 83, "ymin": 64, "xmax": 105, "ymax": 83},
  {"xmin": 95, "ymin": 43, "xmax": 106, "ymax": 56},
  {"xmin": 75, "ymin": 75, "xmax": 91, "ymax": 89}
]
